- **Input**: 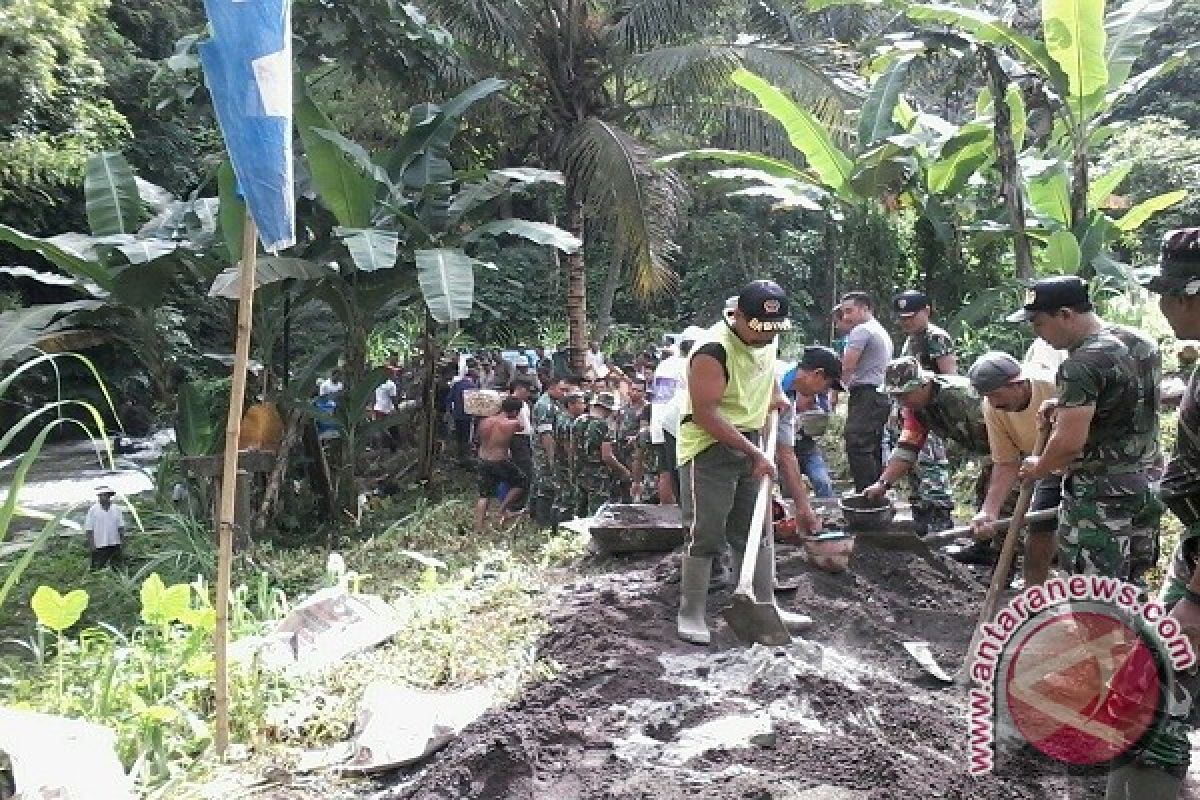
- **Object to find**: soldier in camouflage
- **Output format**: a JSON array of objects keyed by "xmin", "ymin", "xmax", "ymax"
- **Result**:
[
  {"xmin": 894, "ymin": 290, "xmax": 957, "ymax": 534},
  {"xmin": 1103, "ymin": 323, "xmax": 1165, "ymax": 583},
  {"xmin": 572, "ymin": 392, "xmax": 631, "ymax": 516},
  {"xmin": 1097, "ymin": 228, "xmax": 1200, "ymax": 799},
  {"xmin": 530, "ymin": 377, "xmax": 568, "ymax": 526},
  {"xmin": 611, "ymin": 379, "xmax": 647, "ymax": 502},
  {"xmin": 631, "ymin": 405, "xmax": 659, "ymax": 502},
  {"xmin": 555, "ymin": 390, "xmax": 587, "ymax": 520},
  {"xmin": 1010, "ymin": 276, "xmax": 1158, "ymax": 582},
  {"xmin": 864, "ymin": 357, "xmax": 990, "ymax": 519}
]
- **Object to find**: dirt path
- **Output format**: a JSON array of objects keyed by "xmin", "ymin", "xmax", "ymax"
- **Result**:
[{"xmin": 378, "ymin": 536, "xmax": 1097, "ymax": 799}]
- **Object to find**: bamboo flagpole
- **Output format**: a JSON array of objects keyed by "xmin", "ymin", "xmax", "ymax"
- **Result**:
[{"xmin": 214, "ymin": 213, "xmax": 259, "ymax": 755}]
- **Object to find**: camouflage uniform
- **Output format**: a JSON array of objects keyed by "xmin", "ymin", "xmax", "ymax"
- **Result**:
[
  {"xmin": 572, "ymin": 413, "xmax": 615, "ymax": 516},
  {"xmin": 611, "ymin": 402, "xmax": 645, "ymax": 502},
  {"xmin": 887, "ymin": 364, "xmax": 990, "ymax": 510},
  {"xmin": 530, "ymin": 392, "xmax": 560, "ymax": 522},
  {"xmin": 1161, "ymin": 365, "xmax": 1200, "ymax": 606},
  {"xmin": 554, "ymin": 408, "xmax": 578, "ymax": 519},
  {"xmin": 635, "ymin": 427, "xmax": 660, "ymax": 503},
  {"xmin": 1056, "ymin": 330, "xmax": 1159, "ymax": 581},
  {"xmin": 1106, "ymin": 324, "xmax": 1165, "ymax": 583},
  {"xmin": 900, "ymin": 324, "xmax": 956, "ymax": 522}
]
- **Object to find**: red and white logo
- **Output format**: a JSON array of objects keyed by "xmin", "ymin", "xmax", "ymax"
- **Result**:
[
  {"xmin": 1003, "ymin": 607, "xmax": 1163, "ymax": 765},
  {"xmin": 762, "ymin": 299, "xmax": 781, "ymax": 314}
]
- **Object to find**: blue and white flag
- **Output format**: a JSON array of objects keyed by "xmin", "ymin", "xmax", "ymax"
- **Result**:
[{"xmin": 198, "ymin": 0, "xmax": 296, "ymax": 252}]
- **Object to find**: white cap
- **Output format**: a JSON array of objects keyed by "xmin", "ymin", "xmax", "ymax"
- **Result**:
[{"xmin": 681, "ymin": 325, "xmax": 706, "ymax": 343}]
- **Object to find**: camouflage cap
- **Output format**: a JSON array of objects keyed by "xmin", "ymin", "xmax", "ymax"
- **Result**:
[
  {"xmin": 884, "ymin": 356, "xmax": 932, "ymax": 395},
  {"xmin": 1136, "ymin": 228, "xmax": 1200, "ymax": 295},
  {"xmin": 591, "ymin": 391, "xmax": 618, "ymax": 411}
]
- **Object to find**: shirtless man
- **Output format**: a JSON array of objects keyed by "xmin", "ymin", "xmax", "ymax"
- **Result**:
[{"xmin": 475, "ymin": 397, "xmax": 529, "ymax": 533}]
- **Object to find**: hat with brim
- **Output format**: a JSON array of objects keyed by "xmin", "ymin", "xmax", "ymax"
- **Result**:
[
  {"xmin": 1137, "ymin": 228, "xmax": 1200, "ymax": 295},
  {"xmin": 1005, "ymin": 276, "xmax": 1091, "ymax": 323},
  {"xmin": 883, "ymin": 356, "xmax": 930, "ymax": 396},
  {"xmin": 95, "ymin": 485, "xmax": 116, "ymax": 496},
  {"xmin": 737, "ymin": 280, "xmax": 793, "ymax": 333}
]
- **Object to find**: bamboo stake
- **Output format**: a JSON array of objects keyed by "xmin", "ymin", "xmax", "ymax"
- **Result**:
[{"xmin": 214, "ymin": 213, "xmax": 258, "ymax": 756}]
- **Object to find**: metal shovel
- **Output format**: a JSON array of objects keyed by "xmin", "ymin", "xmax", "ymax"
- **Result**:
[
  {"xmin": 721, "ymin": 411, "xmax": 792, "ymax": 646},
  {"xmin": 906, "ymin": 430, "xmax": 1050, "ymax": 684}
]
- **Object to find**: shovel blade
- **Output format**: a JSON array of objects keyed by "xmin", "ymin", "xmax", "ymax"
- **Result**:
[
  {"xmin": 721, "ymin": 591, "xmax": 792, "ymax": 646},
  {"xmin": 902, "ymin": 641, "xmax": 954, "ymax": 683}
]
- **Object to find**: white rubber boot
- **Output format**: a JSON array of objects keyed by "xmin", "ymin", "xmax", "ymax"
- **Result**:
[
  {"xmin": 677, "ymin": 556, "xmax": 713, "ymax": 645},
  {"xmin": 735, "ymin": 542, "xmax": 812, "ymax": 630}
]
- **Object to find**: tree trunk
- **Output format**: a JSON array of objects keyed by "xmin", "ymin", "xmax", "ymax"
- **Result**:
[
  {"xmin": 564, "ymin": 194, "xmax": 587, "ymax": 372},
  {"xmin": 593, "ymin": 244, "xmax": 622, "ymax": 343},
  {"xmin": 417, "ymin": 309, "xmax": 439, "ymax": 483},
  {"xmin": 253, "ymin": 408, "xmax": 304, "ymax": 535},
  {"xmin": 1071, "ymin": 131, "xmax": 1091, "ymax": 277},
  {"xmin": 983, "ymin": 49, "xmax": 1035, "ymax": 282}
]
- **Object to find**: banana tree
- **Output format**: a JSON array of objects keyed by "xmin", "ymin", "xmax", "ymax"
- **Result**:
[
  {"xmin": 853, "ymin": 0, "xmax": 1192, "ymax": 278},
  {"xmin": 0, "ymin": 151, "xmax": 218, "ymax": 402},
  {"xmin": 219, "ymin": 77, "xmax": 581, "ymax": 494},
  {"xmin": 659, "ymin": 68, "xmax": 1009, "ymax": 293}
]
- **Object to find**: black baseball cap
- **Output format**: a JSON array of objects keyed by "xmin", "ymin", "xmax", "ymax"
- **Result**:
[
  {"xmin": 893, "ymin": 290, "xmax": 930, "ymax": 317},
  {"xmin": 737, "ymin": 280, "xmax": 792, "ymax": 332},
  {"xmin": 1137, "ymin": 228, "xmax": 1200, "ymax": 295},
  {"xmin": 1005, "ymin": 276, "xmax": 1092, "ymax": 322},
  {"xmin": 782, "ymin": 346, "xmax": 845, "ymax": 392}
]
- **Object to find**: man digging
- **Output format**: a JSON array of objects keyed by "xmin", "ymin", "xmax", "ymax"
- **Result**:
[
  {"xmin": 864, "ymin": 357, "xmax": 991, "ymax": 516},
  {"xmin": 1009, "ymin": 277, "xmax": 1159, "ymax": 583},
  {"xmin": 966, "ymin": 352, "xmax": 1062, "ymax": 583},
  {"xmin": 676, "ymin": 280, "xmax": 809, "ymax": 645}
]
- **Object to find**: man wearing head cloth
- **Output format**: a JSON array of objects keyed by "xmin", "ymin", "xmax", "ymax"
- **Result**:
[
  {"xmin": 675, "ymin": 280, "xmax": 809, "ymax": 644},
  {"xmin": 1123, "ymin": 228, "xmax": 1200, "ymax": 799}
]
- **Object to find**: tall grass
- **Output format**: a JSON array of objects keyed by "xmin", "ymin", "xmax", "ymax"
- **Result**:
[{"xmin": 0, "ymin": 352, "xmax": 118, "ymax": 611}]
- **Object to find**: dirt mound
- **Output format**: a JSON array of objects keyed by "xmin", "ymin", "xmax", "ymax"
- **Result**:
[{"xmin": 383, "ymin": 538, "xmax": 1088, "ymax": 799}]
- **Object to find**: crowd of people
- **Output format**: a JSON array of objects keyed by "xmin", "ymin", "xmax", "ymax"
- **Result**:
[{"xmin": 448, "ymin": 228, "xmax": 1200, "ymax": 797}]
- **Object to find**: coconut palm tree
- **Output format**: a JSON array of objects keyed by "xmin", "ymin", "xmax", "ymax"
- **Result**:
[{"xmin": 425, "ymin": 0, "xmax": 860, "ymax": 365}]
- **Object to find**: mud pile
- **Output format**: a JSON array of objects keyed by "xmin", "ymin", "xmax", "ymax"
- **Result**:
[{"xmin": 382, "ymin": 538, "xmax": 1098, "ymax": 799}]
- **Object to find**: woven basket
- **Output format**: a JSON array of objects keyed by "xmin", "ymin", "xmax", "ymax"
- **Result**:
[{"xmin": 464, "ymin": 389, "xmax": 502, "ymax": 417}]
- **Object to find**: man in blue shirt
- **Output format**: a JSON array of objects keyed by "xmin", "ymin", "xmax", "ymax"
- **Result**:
[{"xmin": 448, "ymin": 365, "xmax": 479, "ymax": 465}]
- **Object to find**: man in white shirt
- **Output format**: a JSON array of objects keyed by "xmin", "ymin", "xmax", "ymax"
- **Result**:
[
  {"xmin": 318, "ymin": 368, "xmax": 344, "ymax": 398},
  {"xmin": 586, "ymin": 341, "xmax": 610, "ymax": 381},
  {"xmin": 373, "ymin": 376, "xmax": 399, "ymax": 452},
  {"xmin": 650, "ymin": 326, "xmax": 705, "ymax": 503},
  {"xmin": 85, "ymin": 486, "xmax": 125, "ymax": 569}
]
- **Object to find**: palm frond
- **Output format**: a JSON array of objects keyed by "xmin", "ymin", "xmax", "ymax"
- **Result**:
[
  {"xmin": 631, "ymin": 41, "xmax": 864, "ymax": 112},
  {"xmin": 423, "ymin": 0, "xmax": 535, "ymax": 55},
  {"xmin": 564, "ymin": 118, "xmax": 688, "ymax": 296},
  {"xmin": 747, "ymin": 0, "xmax": 807, "ymax": 42},
  {"xmin": 608, "ymin": 0, "xmax": 720, "ymax": 53}
]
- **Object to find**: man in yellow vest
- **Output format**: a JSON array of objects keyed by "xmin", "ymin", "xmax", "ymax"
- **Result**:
[{"xmin": 676, "ymin": 280, "xmax": 809, "ymax": 644}]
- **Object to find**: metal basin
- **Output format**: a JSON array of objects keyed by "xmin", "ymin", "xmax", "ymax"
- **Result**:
[
  {"xmin": 802, "ymin": 530, "xmax": 855, "ymax": 573},
  {"xmin": 838, "ymin": 493, "xmax": 896, "ymax": 531}
]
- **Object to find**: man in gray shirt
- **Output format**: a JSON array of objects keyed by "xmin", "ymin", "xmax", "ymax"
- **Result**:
[{"xmin": 839, "ymin": 291, "xmax": 895, "ymax": 490}]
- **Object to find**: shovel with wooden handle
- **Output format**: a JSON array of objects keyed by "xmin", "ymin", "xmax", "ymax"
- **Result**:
[
  {"xmin": 721, "ymin": 411, "xmax": 792, "ymax": 646},
  {"xmin": 920, "ymin": 508, "xmax": 1058, "ymax": 547},
  {"xmin": 906, "ymin": 428, "xmax": 1051, "ymax": 683}
]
